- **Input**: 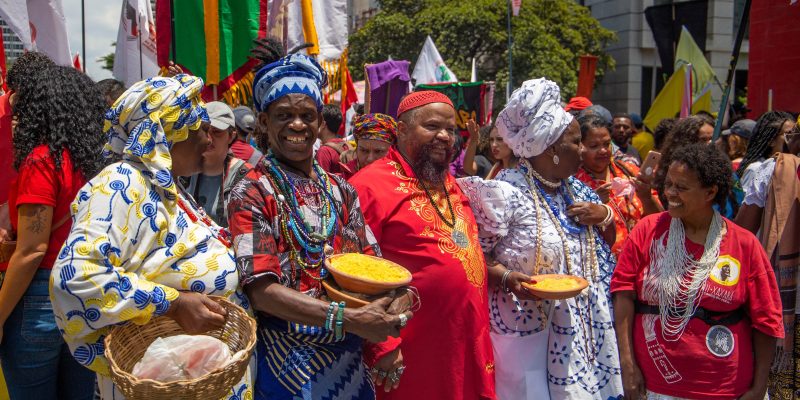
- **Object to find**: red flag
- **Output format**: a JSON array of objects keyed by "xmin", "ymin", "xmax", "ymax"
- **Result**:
[
  {"xmin": 73, "ymin": 52, "xmax": 82, "ymax": 71},
  {"xmin": 576, "ymin": 55, "xmax": 598, "ymax": 99},
  {"xmin": 512, "ymin": 0, "xmax": 522, "ymax": 16},
  {"xmin": 0, "ymin": 26, "xmax": 6, "ymax": 92},
  {"xmin": 339, "ymin": 67, "xmax": 359, "ymax": 136}
]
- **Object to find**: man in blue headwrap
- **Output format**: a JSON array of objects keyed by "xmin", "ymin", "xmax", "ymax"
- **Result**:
[{"xmin": 227, "ymin": 52, "xmax": 412, "ymax": 400}]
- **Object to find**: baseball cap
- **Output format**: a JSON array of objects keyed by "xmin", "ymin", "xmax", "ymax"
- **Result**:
[
  {"xmin": 233, "ymin": 106, "xmax": 255, "ymax": 134},
  {"xmin": 721, "ymin": 119, "xmax": 756, "ymax": 140},
  {"xmin": 205, "ymin": 101, "xmax": 235, "ymax": 130}
]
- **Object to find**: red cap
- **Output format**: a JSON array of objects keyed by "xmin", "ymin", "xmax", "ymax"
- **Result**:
[
  {"xmin": 564, "ymin": 96, "xmax": 593, "ymax": 112},
  {"xmin": 396, "ymin": 91, "xmax": 454, "ymax": 117}
]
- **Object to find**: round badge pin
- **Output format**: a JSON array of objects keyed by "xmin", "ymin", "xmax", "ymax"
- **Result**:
[{"xmin": 706, "ymin": 325, "xmax": 735, "ymax": 358}]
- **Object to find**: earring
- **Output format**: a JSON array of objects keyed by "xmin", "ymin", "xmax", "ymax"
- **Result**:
[{"xmin": 553, "ymin": 154, "xmax": 560, "ymax": 165}]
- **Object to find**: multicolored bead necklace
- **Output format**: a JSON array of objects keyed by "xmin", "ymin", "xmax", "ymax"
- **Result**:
[
  {"xmin": 176, "ymin": 189, "xmax": 232, "ymax": 248},
  {"xmin": 263, "ymin": 151, "xmax": 338, "ymax": 281}
]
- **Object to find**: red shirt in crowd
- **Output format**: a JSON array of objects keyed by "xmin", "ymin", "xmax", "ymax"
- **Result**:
[
  {"xmin": 315, "ymin": 138, "xmax": 349, "ymax": 175},
  {"xmin": 3, "ymin": 145, "xmax": 86, "ymax": 271},
  {"xmin": 611, "ymin": 212, "xmax": 784, "ymax": 399},
  {"xmin": 230, "ymin": 139, "xmax": 262, "ymax": 165},
  {"xmin": 0, "ymin": 91, "xmax": 16, "ymax": 203}
]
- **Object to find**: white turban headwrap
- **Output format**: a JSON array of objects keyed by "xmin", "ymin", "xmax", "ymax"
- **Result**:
[{"xmin": 496, "ymin": 78, "xmax": 574, "ymax": 159}]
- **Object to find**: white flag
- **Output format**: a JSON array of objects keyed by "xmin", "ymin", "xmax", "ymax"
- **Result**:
[
  {"xmin": 470, "ymin": 57, "xmax": 477, "ymax": 82},
  {"xmin": 412, "ymin": 36, "xmax": 458, "ymax": 86},
  {"xmin": 311, "ymin": 0, "xmax": 347, "ymax": 61},
  {"xmin": 113, "ymin": 0, "xmax": 159, "ymax": 87},
  {"xmin": 0, "ymin": 0, "xmax": 72, "ymax": 66},
  {"xmin": 0, "ymin": 0, "xmax": 31, "ymax": 49}
]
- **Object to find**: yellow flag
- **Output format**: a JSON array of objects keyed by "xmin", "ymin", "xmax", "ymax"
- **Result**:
[
  {"xmin": 644, "ymin": 65, "xmax": 687, "ymax": 132},
  {"xmin": 675, "ymin": 26, "xmax": 717, "ymax": 94},
  {"xmin": 691, "ymin": 84, "xmax": 713, "ymax": 115}
]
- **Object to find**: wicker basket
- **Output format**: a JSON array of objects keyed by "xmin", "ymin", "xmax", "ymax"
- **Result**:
[{"xmin": 104, "ymin": 296, "xmax": 256, "ymax": 400}]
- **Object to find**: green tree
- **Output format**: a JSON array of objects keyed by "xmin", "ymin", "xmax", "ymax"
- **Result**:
[
  {"xmin": 99, "ymin": 42, "xmax": 116, "ymax": 72},
  {"xmin": 349, "ymin": 0, "xmax": 615, "ymax": 108}
]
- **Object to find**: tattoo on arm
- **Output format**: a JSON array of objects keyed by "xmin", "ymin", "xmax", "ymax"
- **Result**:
[{"xmin": 23, "ymin": 205, "xmax": 48, "ymax": 234}]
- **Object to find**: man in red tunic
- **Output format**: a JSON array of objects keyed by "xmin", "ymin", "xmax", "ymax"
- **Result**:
[{"xmin": 350, "ymin": 91, "xmax": 496, "ymax": 400}]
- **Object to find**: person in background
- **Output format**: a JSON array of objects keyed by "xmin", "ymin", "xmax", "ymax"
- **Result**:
[
  {"xmin": 718, "ymin": 118, "xmax": 755, "ymax": 171},
  {"xmin": 50, "ymin": 74, "xmax": 253, "ymax": 399},
  {"xmin": 184, "ymin": 101, "xmax": 251, "ymax": 227},
  {"xmin": 613, "ymin": 143, "xmax": 783, "ymax": 400},
  {"xmin": 579, "ymin": 104, "xmax": 613, "ymax": 124},
  {"xmin": 611, "ymin": 113, "xmax": 641, "ymax": 166},
  {"xmin": 0, "ymin": 52, "xmax": 55, "ymax": 207},
  {"xmin": 231, "ymin": 105, "xmax": 264, "ymax": 165},
  {"xmin": 350, "ymin": 91, "xmax": 496, "ymax": 400},
  {"xmin": 341, "ymin": 113, "xmax": 397, "ymax": 180},
  {"xmin": 652, "ymin": 118, "xmax": 677, "ymax": 152},
  {"xmin": 654, "ymin": 115, "xmax": 716, "ymax": 203},
  {"xmin": 484, "ymin": 123, "xmax": 517, "ymax": 179},
  {"xmin": 315, "ymin": 104, "xmax": 350, "ymax": 175},
  {"xmin": 94, "ymin": 78, "xmax": 126, "ymax": 107},
  {"xmin": 459, "ymin": 119, "xmax": 493, "ymax": 178},
  {"xmin": 630, "ymin": 112, "xmax": 655, "ymax": 159},
  {"xmin": 730, "ymin": 101, "xmax": 751, "ymax": 125},
  {"xmin": 0, "ymin": 64, "xmax": 105, "ymax": 400},
  {"xmin": 564, "ymin": 96, "xmax": 593, "ymax": 116},
  {"xmin": 789, "ymin": 115, "xmax": 800, "ymax": 156},
  {"xmin": 575, "ymin": 114, "xmax": 661, "ymax": 256},
  {"xmin": 733, "ymin": 111, "xmax": 800, "ymax": 399}
]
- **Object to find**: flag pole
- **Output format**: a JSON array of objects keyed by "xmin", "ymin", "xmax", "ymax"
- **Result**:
[
  {"xmin": 81, "ymin": 0, "xmax": 86, "ymax": 72},
  {"xmin": 506, "ymin": 0, "xmax": 513, "ymax": 100},
  {"xmin": 139, "ymin": 14, "xmax": 143, "ymax": 80},
  {"xmin": 712, "ymin": 0, "xmax": 751, "ymax": 141}
]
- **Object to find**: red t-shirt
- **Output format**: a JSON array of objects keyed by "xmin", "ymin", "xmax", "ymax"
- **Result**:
[
  {"xmin": 230, "ymin": 139, "xmax": 261, "ymax": 164},
  {"xmin": 315, "ymin": 138, "xmax": 349, "ymax": 176},
  {"xmin": 0, "ymin": 92, "xmax": 16, "ymax": 203},
  {"xmin": 3, "ymin": 145, "xmax": 86, "ymax": 270},
  {"xmin": 611, "ymin": 212, "xmax": 784, "ymax": 399}
]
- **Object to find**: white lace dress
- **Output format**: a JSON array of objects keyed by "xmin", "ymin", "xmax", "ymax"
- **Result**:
[{"xmin": 458, "ymin": 166, "xmax": 623, "ymax": 400}]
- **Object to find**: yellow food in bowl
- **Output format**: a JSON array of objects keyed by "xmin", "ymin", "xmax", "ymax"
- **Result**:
[
  {"xmin": 533, "ymin": 277, "xmax": 582, "ymax": 291},
  {"xmin": 330, "ymin": 254, "xmax": 409, "ymax": 282}
]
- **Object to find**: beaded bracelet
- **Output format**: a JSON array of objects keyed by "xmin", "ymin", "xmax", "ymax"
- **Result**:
[
  {"xmin": 500, "ymin": 269, "xmax": 513, "ymax": 293},
  {"xmin": 335, "ymin": 301, "xmax": 346, "ymax": 340},
  {"xmin": 325, "ymin": 302, "xmax": 336, "ymax": 331}
]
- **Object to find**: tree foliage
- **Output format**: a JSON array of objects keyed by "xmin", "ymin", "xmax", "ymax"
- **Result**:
[
  {"xmin": 349, "ymin": 0, "xmax": 616, "ymax": 107},
  {"xmin": 99, "ymin": 42, "xmax": 116, "ymax": 72}
]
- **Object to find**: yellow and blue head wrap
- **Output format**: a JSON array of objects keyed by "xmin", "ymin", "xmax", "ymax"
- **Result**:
[{"xmin": 102, "ymin": 74, "xmax": 209, "ymax": 197}]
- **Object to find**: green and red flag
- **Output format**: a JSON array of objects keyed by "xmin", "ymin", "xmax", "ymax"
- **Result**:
[
  {"xmin": 156, "ymin": 0, "xmax": 267, "ymax": 106},
  {"xmin": 417, "ymin": 81, "xmax": 492, "ymax": 136}
]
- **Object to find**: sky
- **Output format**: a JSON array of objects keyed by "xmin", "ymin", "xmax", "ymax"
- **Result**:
[{"xmin": 62, "ymin": 0, "xmax": 120, "ymax": 81}]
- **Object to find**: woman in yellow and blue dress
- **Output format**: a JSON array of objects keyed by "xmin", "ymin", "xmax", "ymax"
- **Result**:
[{"xmin": 49, "ymin": 74, "xmax": 253, "ymax": 399}]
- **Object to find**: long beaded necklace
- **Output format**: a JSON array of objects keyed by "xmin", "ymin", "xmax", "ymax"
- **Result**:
[
  {"xmin": 523, "ymin": 164, "xmax": 599, "ymax": 364},
  {"xmin": 400, "ymin": 152, "xmax": 470, "ymax": 248},
  {"xmin": 521, "ymin": 160, "xmax": 583, "ymax": 235},
  {"xmin": 263, "ymin": 152, "xmax": 338, "ymax": 281},
  {"xmin": 642, "ymin": 212, "xmax": 725, "ymax": 341}
]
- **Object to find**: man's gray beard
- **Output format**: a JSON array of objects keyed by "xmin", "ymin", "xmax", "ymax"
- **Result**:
[{"xmin": 412, "ymin": 142, "xmax": 453, "ymax": 185}]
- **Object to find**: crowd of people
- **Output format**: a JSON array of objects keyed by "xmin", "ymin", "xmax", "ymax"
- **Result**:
[{"xmin": 0, "ymin": 39, "xmax": 798, "ymax": 400}]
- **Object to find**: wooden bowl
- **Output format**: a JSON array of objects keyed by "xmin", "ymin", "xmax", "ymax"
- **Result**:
[
  {"xmin": 521, "ymin": 274, "xmax": 589, "ymax": 300},
  {"xmin": 322, "ymin": 280, "xmax": 369, "ymax": 308},
  {"xmin": 327, "ymin": 253, "xmax": 412, "ymax": 295}
]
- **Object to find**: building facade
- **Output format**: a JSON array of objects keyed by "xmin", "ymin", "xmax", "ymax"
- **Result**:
[
  {"xmin": 0, "ymin": 17, "xmax": 24, "ymax": 65},
  {"xmin": 348, "ymin": 0, "xmax": 380, "ymax": 32},
  {"xmin": 583, "ymin": 0, "xmax": 749, "ymax": 116}
]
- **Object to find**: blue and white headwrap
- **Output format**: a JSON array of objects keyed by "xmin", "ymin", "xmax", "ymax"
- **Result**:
[
  {"xmin": 253, "ymin": 54, "xmax": 328, "ymax": 113},
  {"xmin": 496, "ymin": 78, "xmax": 574, "ymax": 159}
]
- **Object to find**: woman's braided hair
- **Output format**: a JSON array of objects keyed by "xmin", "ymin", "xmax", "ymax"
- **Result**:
[{"xmin": 735, "ymin": 111, "xmax": 794, "ymax": 178}]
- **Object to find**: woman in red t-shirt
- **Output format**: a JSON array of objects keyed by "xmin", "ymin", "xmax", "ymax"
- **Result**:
[
  {"xmin": 611, "ymin": 143, "xmax": 784, "ymax": 400},
  {"xmin": 0, "ymin": 62, "xmax": 105, "ymax": 399}
]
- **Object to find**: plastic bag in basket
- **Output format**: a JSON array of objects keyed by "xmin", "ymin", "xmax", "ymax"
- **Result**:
[{"xmin": 132, "ymin": 335, "xmax": 234, "ymax": 382}]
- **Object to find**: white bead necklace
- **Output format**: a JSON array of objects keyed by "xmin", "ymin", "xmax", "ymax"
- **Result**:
[{"xmin": 642, "ymin": 211, "xmax": 725, "ymax": 342}]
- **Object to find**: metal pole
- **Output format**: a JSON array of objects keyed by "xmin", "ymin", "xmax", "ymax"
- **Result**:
[
  {"xmin": 139, "ymin": 14, "xmax": 143, "ymax": 80},
  {"xmin": 506, "ymin": 0, "xmax": 512, "ymax": 100},
  {"xmin": 81, "ymin": 0, "xmax": 86, "ymax": 72},
  {"xmin": 713, "ymin": 0, "xmax": 751, "ymax": 141}
]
